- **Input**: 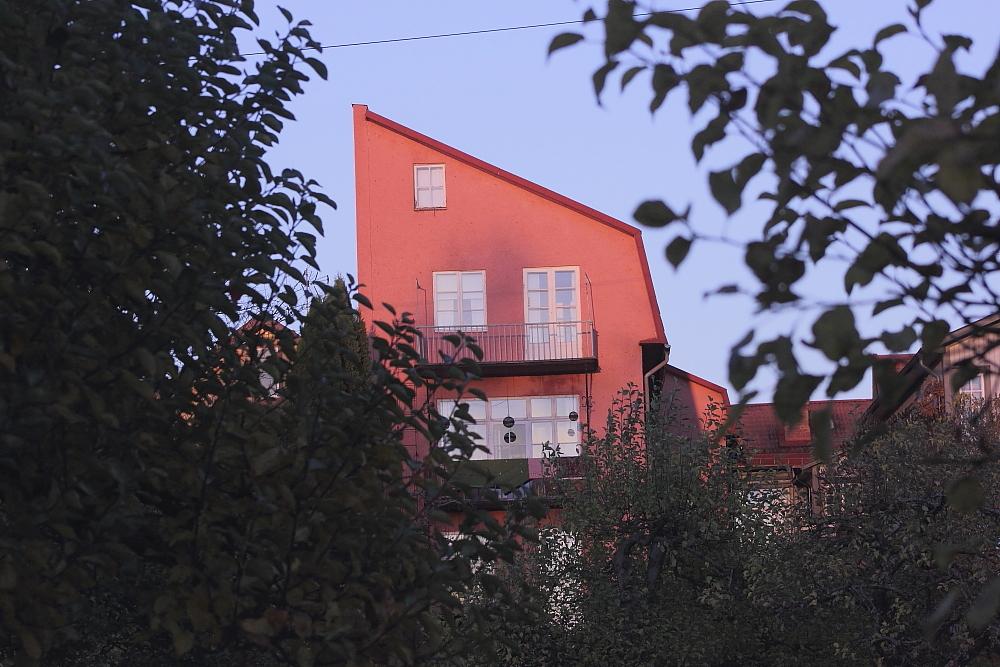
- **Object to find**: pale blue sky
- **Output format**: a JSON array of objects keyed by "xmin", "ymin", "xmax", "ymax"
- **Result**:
[{"xmin": 240, "ymin": 1, "xmax": 1000, "ymax": 402}]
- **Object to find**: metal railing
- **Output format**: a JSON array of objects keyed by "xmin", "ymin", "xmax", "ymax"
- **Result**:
[{"xmin": 417, "ymin": 321, "xmax": 597, "ymax": 365}]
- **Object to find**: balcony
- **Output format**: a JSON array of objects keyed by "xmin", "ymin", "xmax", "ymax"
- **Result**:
[{"xmin": 416, "ymin": 321, "xmax": 599, "ymax": 377}]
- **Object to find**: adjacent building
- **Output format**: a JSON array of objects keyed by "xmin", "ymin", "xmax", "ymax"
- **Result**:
[
  {"xmin": 867, "ymin": 315, "xmax": 1000, "ymax": 422},
  {"xmin": 734, "ymin": 399, "xmax": 871, "ymax": 513}
]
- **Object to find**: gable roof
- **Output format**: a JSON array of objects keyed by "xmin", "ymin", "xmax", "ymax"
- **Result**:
[
  {"xmin": 356, "ymin": 105, "xmax": 667, "ymax": 345},
  {"xmin": 866, "ymin": 313, "xmax": 1000, "ymax": 421}
]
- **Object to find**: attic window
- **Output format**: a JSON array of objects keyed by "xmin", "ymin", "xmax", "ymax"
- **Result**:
[{"xmin": 414, "ymin": 164, "xmax": 445, "ymax": 209}]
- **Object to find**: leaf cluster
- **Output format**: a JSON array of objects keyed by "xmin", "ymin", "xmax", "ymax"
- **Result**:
[{"xmin": 553, "ymin": 0, "xmax": 1000, "ymax": 417}]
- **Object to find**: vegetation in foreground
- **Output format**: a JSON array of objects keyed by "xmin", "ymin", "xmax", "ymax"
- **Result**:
[{"xmin": 469, "ymin": 392, "xmax": 1000, "ymax": 666}]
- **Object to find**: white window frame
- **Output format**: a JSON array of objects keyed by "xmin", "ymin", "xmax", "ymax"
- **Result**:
[
  {"xmin": 414, "ymin": 163, "xmax": 446, "ymax": 209},
  {"xmin": 438, "ymin": 395, "xmax": 581, "ymax": 461},
  {"xmin": 433, "ymin": 270, "xmax": 486, "ymax": 331},
  {"xmin": 523, "ymin": 266, "xmax": 581, "ymax": 325},
  {"xmin": 958, "ymin": 373, "xmax": 985, "ymax": 401},
  {"xmin": 523, "ymin": 267, "xmax": 582, "ymax": 360}
]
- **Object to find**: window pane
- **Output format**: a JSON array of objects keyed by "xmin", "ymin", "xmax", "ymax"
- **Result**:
[
  {"xmin": 437, "ymin": 294, "xmax": 458, "ymax": 309},
  {"xmin": 531, "ymin": 398, "xmax": 552, "ymax": 417},
  {"xmin": 468, "ymin": 422, "xmax": 487, "ymax": 443},
  {"xmin": 436, "ymin": 273, "xmax": 458, "ymax": 292},
  {"xmin": 556, "ymin": 307, "xmax": 576, "ymax": 322},
  {"xmin": 555, "ymin": 289, "xmax": 574, "ymax": 306},
  {"xmin": 492, "ymin": 399, "xmax": 526, "ymax": 419},
  {"xmin": 557, "ymin": 421, "xmax": 578, "ymax": 443},
  {"xmin": 527, "ymin": 325, "xmax": 549, "ymax": 343},
  {"xmin": 491, "ymin": 424, "xmax": 527, "ymax": 459},
  {"xmin": 461, "ymin": 272, "xmax": 483, "ymax": 291},
  {"xmin": 465, "ymin": 400, "xmax": 487, "ymax": 421},
  {"xmin": 528, "ymin": 291, "xmax": 548, "ymax": 308},
  {"xmin": 464, "ymin": 308, "xmax": 484, "ymax": 326},
  {"xmin": 429, "ymin": 165, "xmax": 444, "ymax": 187},
  {"xmin": 556, "ymin": 397, "xmax": 576, "ymax": 417},
  {"xmin": 555, "ymin": 271, "xmax": 574, "ymax": 288},
  {"xmin": 531, "ymin": 422, "xmax": 553, "ymax": 445},
  {"xmin": 558, "ymin": 442, "xmax": 580, "ymax": 457},
  {"xmin": 430, "ymin": 187, "xmax": 445, "ymax": 208},
  {"xmin": 415, "ymin": 189, "xmax": 432, "ymax": 208},
  {"xmin": 508, "ymin": 399, "xmax": 527, "ymax": 418},
  {"xmin": 528, "ymin": 311, "xmax": 549, "ymax": 324},
  {"xmin": 527, "ymin": 272, "xmax": 547, "ymax": 290},
  {"xmin": 415, "ymin": 166, "xmax": 431, "ymax": 187}
]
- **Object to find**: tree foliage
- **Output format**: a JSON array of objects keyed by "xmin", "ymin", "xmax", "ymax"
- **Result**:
[
  {"xmin": 0, "ymin": 1, "xmax": 540, "ymax": 664},
  {"xmin": 476, "ymin": 392, "xmax": 809, "ymax": 667},
  {"xmin": 288, "ymin": 277, "xmax": 372, "ymax": 397},
  {"xmin": 553, "ymin": 0, "xmax": 1000, "ymax": 422},
  {"xmin": 476, "ymin": 394, "xmax": 1000, "ymax": 666},
  {"xmin": 757, "ymin": 404, "xmax": 1000, "ymax": 666}
]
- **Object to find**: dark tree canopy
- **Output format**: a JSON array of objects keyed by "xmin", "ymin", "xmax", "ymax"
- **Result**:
[
  {"xmin": 472, "ymin": 393, "xmax": 1000, "ymax": 667},
  {"xmin": 0, "ymin": 1, "xmax": 540, "ymax": 664}
]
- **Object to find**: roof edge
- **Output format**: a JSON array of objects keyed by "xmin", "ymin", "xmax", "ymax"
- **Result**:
[
  {"xmin": 663, "ymin": 364, "xmax": 730, "ymax": 404},
  {"xmin": 358, "ymin": 106, "xmax": 667, "ymax": 343}
]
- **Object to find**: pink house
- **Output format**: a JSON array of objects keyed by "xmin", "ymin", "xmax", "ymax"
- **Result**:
[{"xmin": 353, "ymin": 105, "xmax": 727, "ymax": 482}]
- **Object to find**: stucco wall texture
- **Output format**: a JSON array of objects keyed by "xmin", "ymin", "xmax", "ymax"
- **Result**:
[{"xmin": 353, "ymin": 105, "xmax": 725, "ymax": 466}]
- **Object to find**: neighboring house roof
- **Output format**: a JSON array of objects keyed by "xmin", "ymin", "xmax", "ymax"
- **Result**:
[
  {"xmin": 357, "ymin": 106, "xmax": 667, "ymax": 345},
  {"xmin": 662, "ymin": 364, "xmax": 731, "ymax": 405},
  {"xmin": 735, "ymin": 399, "xmax": 871, "ymax": 468},
  {"xmin": 866, "ymin": 313, "xmax": 1000, "ymax": 421}
]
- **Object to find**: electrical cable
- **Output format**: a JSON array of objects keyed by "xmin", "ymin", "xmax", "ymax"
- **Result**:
[{"xmin": 240, "ymin": 0, "xmax": 779, "ymax": 57}]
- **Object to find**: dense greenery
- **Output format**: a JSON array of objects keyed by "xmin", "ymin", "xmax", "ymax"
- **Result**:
[
  {"xmin": 549, "ymin": 0, "xmax": 1000, "ymax": 637},
  {"xmin": 553, "ymin": 0, "xmax": 1000, "ymax": 427},
  {"xmin": 472, "ymin": 392, "xmax": 1000, "ymax": 666},
  {"xmin": 0, "ymin": 1, "xmax": 539, "ymax": 664},
  {"xmin": 758, "ymin": 402, "xmax": 1000, "ymax": 666},
  {"xmin": 288, "ymin": 277, "xmax": 372, "ymax": 397}
]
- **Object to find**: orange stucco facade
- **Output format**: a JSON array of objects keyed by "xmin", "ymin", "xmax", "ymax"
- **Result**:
[{"xmin": 353, "ymin": 105, "xmax": 726, "ymax": 478}]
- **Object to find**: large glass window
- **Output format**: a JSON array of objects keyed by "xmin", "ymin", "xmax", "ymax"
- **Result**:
[
  {"xmin": 438, "ymin": 395, "xmax": 581, "ymax": 460},
  {"xmin": 433, "ymin": 271, "xmax": 485, "ymax": 329}
]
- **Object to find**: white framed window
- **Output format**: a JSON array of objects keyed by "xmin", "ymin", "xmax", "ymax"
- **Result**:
[
  {"xmin": 524, "ymin": 267, "xmax": 581, "ymax": 360},
  {"xmin": 958, "ymin": 374, "xmax": 985, "ymax": 401},
  {"xmin": 524, "ymin": 267, "xmax": 579, "ymax": 324},
  {"xmin": 438, "ymin": 395, "xmax": 580, "ymax": 461},
  {"xmin": 414, "ymin": 164, "xmax": 446, "ymax": 209},
  {"xmin": 434, "ymin": 271, "xmax": 485, "ymax": 330}
]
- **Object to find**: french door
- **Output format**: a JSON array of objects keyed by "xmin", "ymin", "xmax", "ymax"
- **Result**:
[{"xmin": 524, "ymin": 267, "xmax": 580, "ymax": 360}]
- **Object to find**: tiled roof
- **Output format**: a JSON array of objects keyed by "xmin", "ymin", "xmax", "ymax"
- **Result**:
[{"xmin": 734, "ymin": 399, "xmax": 871, "ymax": 467}]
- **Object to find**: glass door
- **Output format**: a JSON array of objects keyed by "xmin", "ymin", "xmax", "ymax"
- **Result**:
[{"xmin": 524, "ymin": 267, "xmax": 580, "ymax": 360}]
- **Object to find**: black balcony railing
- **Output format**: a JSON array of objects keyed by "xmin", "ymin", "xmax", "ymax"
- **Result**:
[{"xmin": 416, "ymin": 321, "xmax": 598, "ymax": 376}]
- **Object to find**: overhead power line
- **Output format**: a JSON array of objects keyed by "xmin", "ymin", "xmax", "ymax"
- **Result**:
[{"xmin": 241, "ymin": 0, "xmax": 779, "ymax": 57}]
